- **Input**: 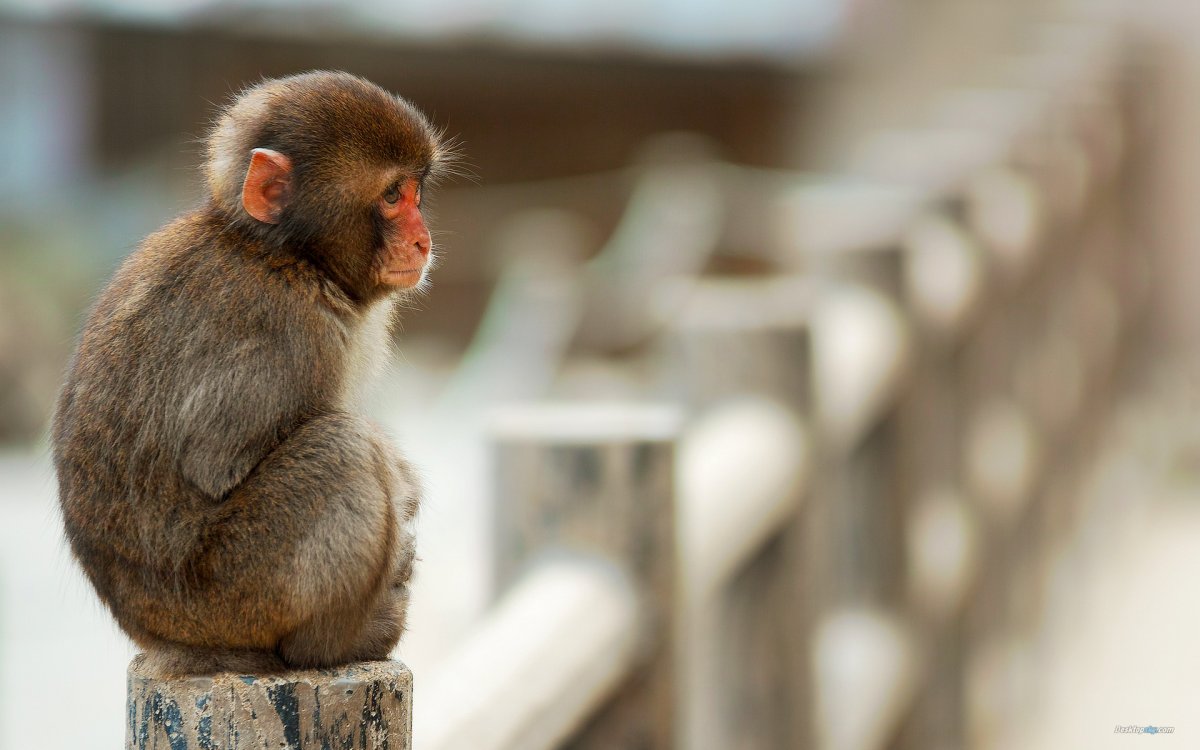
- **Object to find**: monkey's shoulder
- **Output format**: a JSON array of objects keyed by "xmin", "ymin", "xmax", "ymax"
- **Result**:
[
  {"xmin": 102, "ymin": 214, "xmax": 330, "ymax": 340},
  {"xmin": 65, "ymin": 214, "xmax": 348, "ymax": 423},
  {"xmin": 138, "ymin": 213, "xmax": 311, "ymax": 300}
]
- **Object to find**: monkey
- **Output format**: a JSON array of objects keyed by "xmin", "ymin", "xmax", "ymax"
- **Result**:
[{"xmin": 51, "ymin": 71, "xmax": 454, "ymax": 676}]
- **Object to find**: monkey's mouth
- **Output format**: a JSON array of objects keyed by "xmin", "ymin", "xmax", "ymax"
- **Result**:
[{"xmin": 381, "ymin": 268, "xmax": 424, "ymax": 286}]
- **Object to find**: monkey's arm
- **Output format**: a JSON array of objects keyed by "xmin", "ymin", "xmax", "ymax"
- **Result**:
[
  {"xmin": 169, "ymin": 286, "xmax": 331, "ymax": 500},
  {"xmin": 174, "ymin": 356, "xmax": 299, "ymax": 498}
]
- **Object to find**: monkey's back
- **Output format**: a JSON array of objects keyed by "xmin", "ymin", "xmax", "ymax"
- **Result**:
[{"xmin": 52, "ymin": 208, "xmax": 347, "ymax": 648}]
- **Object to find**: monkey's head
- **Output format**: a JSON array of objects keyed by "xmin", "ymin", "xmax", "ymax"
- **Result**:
[{"xmin": 205, "ymin": 71, "xmax": 451, "ymax": 303}]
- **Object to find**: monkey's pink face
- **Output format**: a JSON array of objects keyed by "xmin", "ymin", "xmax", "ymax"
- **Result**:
[{"xmin": 376, "ymin": 178, "xmax": 430, "ymax": 289}]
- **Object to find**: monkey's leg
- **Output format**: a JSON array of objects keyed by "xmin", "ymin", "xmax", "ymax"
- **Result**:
[
  {"xmin": 197, "ymin": 412, "xmax": 408, "ymax": 669},
  {"xmin": 279, "ymin": 531, "xmax": 415, "ymax": 666},
  {"xmin": 321, "ymin": 430, "xmax": 421, "ymax": 661},
  {"xmin": 341, "ymin": 524, "xmax": 418, "ymax": 662}
]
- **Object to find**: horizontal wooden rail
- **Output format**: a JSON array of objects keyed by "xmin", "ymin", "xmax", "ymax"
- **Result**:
[
  {"xmin": 416, "ymin": 556, "xmax": 639, "ymax": 750},
  {"xmin": 678, "ymin": 397, "xmax": 810, "ymax": 600},
  {"xmin": 811, "ymin": 283, "xmax": 912, "ymax": 449}
]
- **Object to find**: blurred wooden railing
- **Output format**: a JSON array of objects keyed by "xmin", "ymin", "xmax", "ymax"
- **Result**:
[{"xmin": 411, "ymin": 14, "xmax": 1145, "ymax": 750}]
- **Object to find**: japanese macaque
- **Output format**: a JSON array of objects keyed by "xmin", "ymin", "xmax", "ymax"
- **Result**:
[{"xmin": 52, "ymin": 71, "xmax": 454, "ymax": 675}]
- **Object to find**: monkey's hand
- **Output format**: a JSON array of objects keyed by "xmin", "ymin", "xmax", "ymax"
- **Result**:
[
  {"xmin": 347, "ymin": 526, "xmax": 416, "ymax": 661},
  {"xmin": 365, "ymin": 423, "xmax": 422, "ymax": 524},
  {"xmin": 393, "ymin": 527, "xmax": 417, "ymax": 590}
]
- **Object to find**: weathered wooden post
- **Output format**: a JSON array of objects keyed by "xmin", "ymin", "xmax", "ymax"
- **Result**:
[
  {"xmin": 845, "ymin": 80, "xmax": 1064, "ymax": 747},
  {"xmin": 936, "ymin": 66, "xmax": 1126, "ymax": 743},
  {"xmin": 666, "ymin": 275, "xmax": 813, "ymax": 750},
  {"xmin": 860, "ymin": 133, "xmax": 1052, "ymax": 747},
  {"xmin": 805, "ymin": 279, "xmax": 919, "ymax": 750},
  {"xmin": 899, "ymin": 210, "xmax": 1002, "ymax": 750},
  {"xmin": 943, "ymin": 45, "xmax": 1138, "ymax": 734},
  {"xmin": 749, "ymin": 219, "xmax": 919, "ymax": 750},
  {"xmin": 772, "ymin": 179, "xmax": 980, "ymax": 750},
  {"xmin": 126, "ymin": 657, "xmax": 413, "ymax": 749},
  {"xmin": 489, "ymin": 402, "xmax": 681, "ymax": 748}
]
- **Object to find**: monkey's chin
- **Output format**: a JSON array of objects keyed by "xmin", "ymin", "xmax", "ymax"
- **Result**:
[{"xmin": 380, "ymin": 268, "xmax": 424, "ymax": 289}]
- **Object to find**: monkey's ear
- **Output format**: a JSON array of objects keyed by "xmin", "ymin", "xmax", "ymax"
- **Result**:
[{"xmin": 241, "ymin": 148, "xmax": 293, "ymax": 224}]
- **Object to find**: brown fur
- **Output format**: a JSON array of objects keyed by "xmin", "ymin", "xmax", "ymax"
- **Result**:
[{"xmin": 52, "ymin": 72, "xmax": 446, "ymax": 676}]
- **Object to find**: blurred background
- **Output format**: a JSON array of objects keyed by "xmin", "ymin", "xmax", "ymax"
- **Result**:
[{"xmin": 2, "ymin": 0, "xmax": 1200, "ymax": 748}]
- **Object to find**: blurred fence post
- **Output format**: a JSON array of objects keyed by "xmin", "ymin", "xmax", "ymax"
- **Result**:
[
  {"xmin": 806, "ymin": 279, "xmax": 917, "ymax": 750},
  {"xmin": 895, "ymin": 210, "xmax": 989, "ymax": 750},
  {"xmin": 770, "ymin": 179, "xmax": 983, "ymax": 750},
  {"xmin": 667, "ymin": 276, "xmax": 813, "ymax": 750},
  {"xmin": 126, "ymin": 657, "xmax": 412, "ymax": 750},
  {"xmin": 489, "ymin": 403, "xmax": 681, "ymax": 748}
]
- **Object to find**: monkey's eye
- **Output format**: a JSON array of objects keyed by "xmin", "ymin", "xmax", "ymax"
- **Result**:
[
  {"xmin": 415, "ymin": 183, "xmax": 422, "ymax": 208},
  {"xmin": 383, "ymin": 183, "xmax": 401, "ymax": 205}
]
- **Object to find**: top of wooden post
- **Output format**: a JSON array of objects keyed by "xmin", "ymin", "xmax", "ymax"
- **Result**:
[{"xmin": 126, "ymin": 655, "xmax": 413, "ymax": 750}]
